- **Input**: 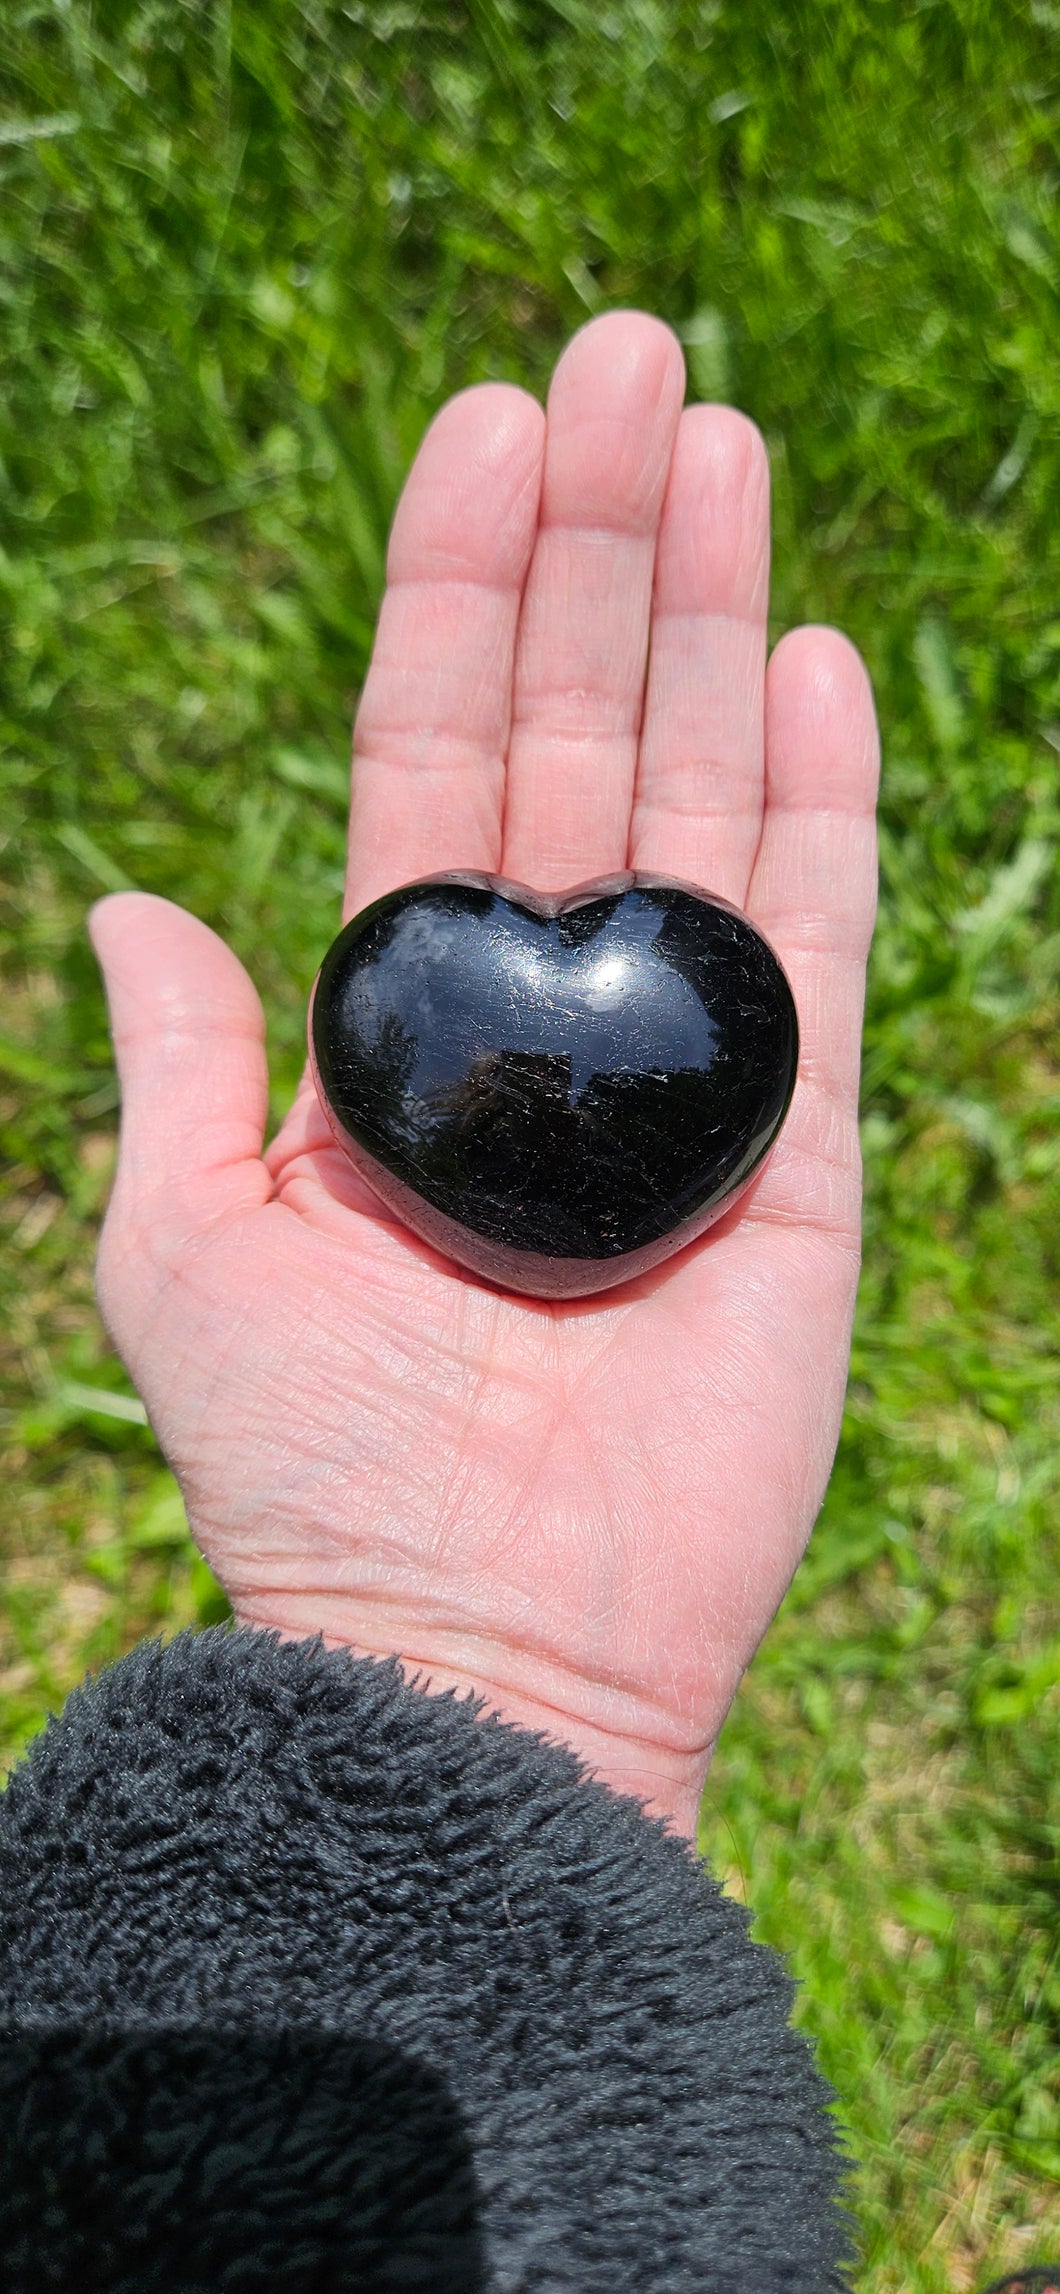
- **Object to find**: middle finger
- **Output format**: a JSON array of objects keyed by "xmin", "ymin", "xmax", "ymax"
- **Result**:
[{"xmin": 500, "ymin": 311, "xmax": 686, "ymax": 892}]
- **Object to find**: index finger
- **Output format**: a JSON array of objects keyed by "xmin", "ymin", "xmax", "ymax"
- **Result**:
[{"xmin": 344, "ymin": 383, "xmax": 545, "ymax": 920}]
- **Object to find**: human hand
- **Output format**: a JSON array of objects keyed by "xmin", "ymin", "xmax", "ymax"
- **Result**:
[{"xmin": 89, "ymin": 311, "xmax": 879, "ymax": 1838}]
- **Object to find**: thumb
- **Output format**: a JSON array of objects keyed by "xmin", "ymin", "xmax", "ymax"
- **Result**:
[{"xmin": 89, "ymin": 892, "xmax": 269, "ymax": 1233}]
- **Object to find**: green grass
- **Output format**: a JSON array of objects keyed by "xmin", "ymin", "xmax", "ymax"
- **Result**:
[{"xmin": 2, "ymin": 2, "xmax": 1058, "ymax": 2283}]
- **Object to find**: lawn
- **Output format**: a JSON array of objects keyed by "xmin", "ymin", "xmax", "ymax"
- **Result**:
[{"xmin": 1, "ymin": 2, "xmax": 1059, "ymax": 2285}]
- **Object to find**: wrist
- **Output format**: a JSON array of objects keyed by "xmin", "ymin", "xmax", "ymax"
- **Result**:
[{"xmin": 231, "ymin": 1592, "xmax": 710, "ymax": 1838}]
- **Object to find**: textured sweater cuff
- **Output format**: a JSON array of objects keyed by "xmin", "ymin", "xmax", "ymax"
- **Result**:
[{"xmin": 0, "ymin": 1623, "xmax": 853, "ymax": 2290}]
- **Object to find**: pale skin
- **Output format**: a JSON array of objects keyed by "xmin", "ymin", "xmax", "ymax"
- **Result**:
[{"xmin": 89, "ymin": 311, "xmax": 879, "ymax": 1840}]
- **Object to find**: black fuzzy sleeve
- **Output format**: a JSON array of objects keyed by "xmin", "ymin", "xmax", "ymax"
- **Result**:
[{"xmin": 0, "ymin": 1624, "xmax": 853, "ymax": 2291}]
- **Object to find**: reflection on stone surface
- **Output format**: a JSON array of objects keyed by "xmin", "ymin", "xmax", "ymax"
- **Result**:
[{"xmin": 310, "ymin": 870, "xmax": 799, "ymax": 1298}]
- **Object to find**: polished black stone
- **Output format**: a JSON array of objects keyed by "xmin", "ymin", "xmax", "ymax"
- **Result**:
[{"xmin": 309, "ymin": 871, "xmax": 798, "ymax": 1298}]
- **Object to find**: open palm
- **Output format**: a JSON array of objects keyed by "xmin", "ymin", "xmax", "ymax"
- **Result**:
[{"xmin": 91, "ymin": 313, "xmax": 878, "ymax": 1836}]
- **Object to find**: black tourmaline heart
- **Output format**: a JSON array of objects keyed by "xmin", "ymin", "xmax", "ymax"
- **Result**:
[{"xmin": 309, "ymin": 871, "xmax": 798, "ymax": 1298}]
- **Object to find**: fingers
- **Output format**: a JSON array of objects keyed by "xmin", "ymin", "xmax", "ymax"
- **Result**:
[
  {"xmin": 630, "ymin": 405, "xmax": 770, "ymax": 906},
  {"xmin": 88, "ymin": 893, "xmax": 269, "ymax": 1253},
  {"xmin": 501, "ymin": 311, "xmax": 686, "ymax": 890},
  {"xmin": 743, "ymin": 629, "xmax": 879, "ymax": 1220},
  {"xmin": 345, "ymin": 383, "xmax": 545, "ymax": 919}
]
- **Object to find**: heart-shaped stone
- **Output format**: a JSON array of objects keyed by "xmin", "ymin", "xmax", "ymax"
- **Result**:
[{"xmin": 309, "ymin": 870, "xmax": 798, "ymax": 1298}]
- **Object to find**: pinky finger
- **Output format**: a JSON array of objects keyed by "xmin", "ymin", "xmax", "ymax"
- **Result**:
[{"xmin": 744, "ymin": 627, "xmax": 879, "ymax": 1221}]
